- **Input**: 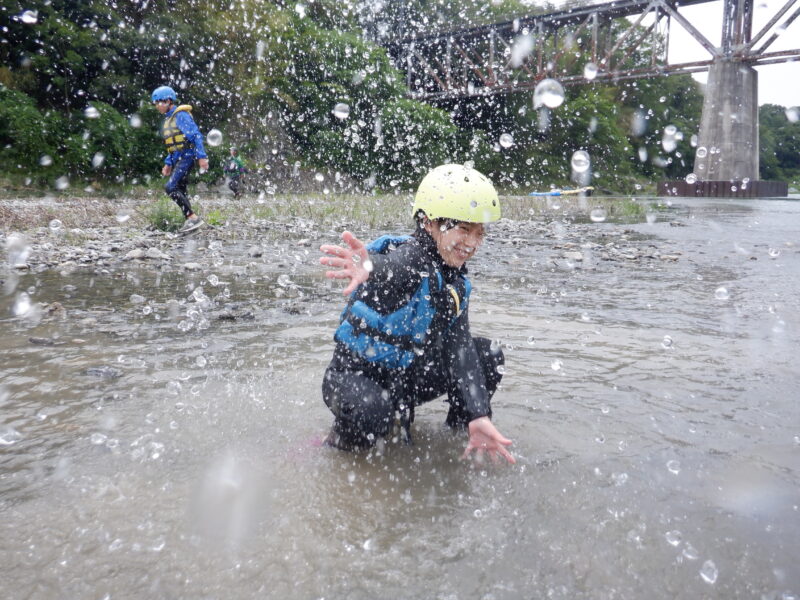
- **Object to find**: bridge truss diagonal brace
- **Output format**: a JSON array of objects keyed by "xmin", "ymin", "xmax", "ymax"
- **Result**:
[
  {"xmin": 747, "ymin": 0, "xmax": 800, "ymax": 54},
  {"xmin": 658, "ymin": 0, "xmax": 721, "ymax": 58}
]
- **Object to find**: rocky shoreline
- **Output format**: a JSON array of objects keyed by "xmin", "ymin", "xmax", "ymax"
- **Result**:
[{"xmin": 1, "ymin": 194, "xmax": 684, "ymax": 277}]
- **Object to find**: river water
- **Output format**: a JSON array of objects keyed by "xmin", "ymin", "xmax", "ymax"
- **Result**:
[{"xmin": 1, "ymin": 196, "xmax": 798, "ymax": 599}]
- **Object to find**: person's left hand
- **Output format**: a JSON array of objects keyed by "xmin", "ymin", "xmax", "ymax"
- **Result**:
[
  {"xmin": 463, "ymin": 416, "xmax": 516, "ymax": 464},
  {"xmin": 198, "ymin": 158, "xmax": 209, "ymax": 172}
]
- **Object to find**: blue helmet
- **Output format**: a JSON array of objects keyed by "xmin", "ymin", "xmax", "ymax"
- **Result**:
[{"xmin": 151, "ymin": 86, "xmax": 177, "ymax": 103}]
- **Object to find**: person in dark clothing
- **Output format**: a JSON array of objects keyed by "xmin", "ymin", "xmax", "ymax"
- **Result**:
[
  {"xmin": 319, "ymin": 164, "xmax": 515, "ymax": 463},
  {"xmin": 223, "ymin": 147, "xmax": 247, "ymax": 198},
  {"xmin": 151, "ymin": 85, "xmax": 208, "ymax": 233}
]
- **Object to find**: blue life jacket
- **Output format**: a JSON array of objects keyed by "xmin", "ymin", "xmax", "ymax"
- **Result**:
[{"xmin": 334, "ymin": 235, "xmax": 471, "ymax": 369}]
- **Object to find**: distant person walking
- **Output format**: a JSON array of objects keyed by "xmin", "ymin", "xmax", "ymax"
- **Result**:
[
  {"xmin": 223, "ymin": 147, "xmax": 247, "ymax": 198},
  {"xmin": 151, "ymin": 85, "xmax": 207, "ymax": 233}
]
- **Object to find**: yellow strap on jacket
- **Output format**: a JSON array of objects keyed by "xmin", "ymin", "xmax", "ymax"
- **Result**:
[{"xmin": 161, "ymin": 105, "xmax": 193, "ymax": 153}]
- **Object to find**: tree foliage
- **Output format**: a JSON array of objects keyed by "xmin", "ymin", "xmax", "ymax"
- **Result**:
[{"xmin": 0, "ymin": 0, "xmax": 796, "ymax": 191}]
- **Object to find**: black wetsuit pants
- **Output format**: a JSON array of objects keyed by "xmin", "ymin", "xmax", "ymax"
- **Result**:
[
  {"xmin": 164, "ymin": 154, "xmax": 195, "ymax": 218},
  {"xmin": 228, "ymin": 177, "xmax": 241, "ymax": 197},
  {"xmin": 322, "ymin": 337, "xmax": 503, "ymax": 448}
]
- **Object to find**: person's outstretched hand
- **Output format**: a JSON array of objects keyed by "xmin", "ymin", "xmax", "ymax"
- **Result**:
[
  {"xmin": 319, "ymin": 231, "xmax": 373, "ymax": 296},
  {"xmin": 462, "ymin": 416, "xmax": 515, "ymax": 464}
]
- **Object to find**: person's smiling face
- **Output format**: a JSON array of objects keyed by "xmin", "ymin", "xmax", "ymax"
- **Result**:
[{"xmin": 424, "ymin": 219, "xmax": 486, "ymax": 268}]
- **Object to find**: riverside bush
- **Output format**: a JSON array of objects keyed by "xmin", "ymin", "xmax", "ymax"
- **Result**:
[{"xmin": 143, "ymin": 198, "xmax": 186, "ymax": 232}]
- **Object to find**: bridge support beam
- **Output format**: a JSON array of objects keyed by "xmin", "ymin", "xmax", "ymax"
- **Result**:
[{"xmin": 693, "ymin": 60, "xmax": 759, "ymax": 181}]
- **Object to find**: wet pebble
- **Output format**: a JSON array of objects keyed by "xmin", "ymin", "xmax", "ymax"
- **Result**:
[
  {"xmin": 29, "ymin": 336, "xmax": 60, "ymax": 346},
  {"xmin": 83, "ymin": 365, "xmax": 123, "ymax": 378}
]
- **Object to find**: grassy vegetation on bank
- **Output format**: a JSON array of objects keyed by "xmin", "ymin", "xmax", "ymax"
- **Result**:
[{"xmin": 0, "ymin": 186, "xmax": 666, "ymax": 234}]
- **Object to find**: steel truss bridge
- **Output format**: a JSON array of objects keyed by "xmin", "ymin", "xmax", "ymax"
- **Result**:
[{"xmin": 388, "ymin": 0, "xmax": 800, "ymax": 100}]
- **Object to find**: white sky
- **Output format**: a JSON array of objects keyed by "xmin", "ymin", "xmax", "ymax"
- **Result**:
[{"xmin": 657, "ymin": 0, "xmax": 799, "ymax": 107}]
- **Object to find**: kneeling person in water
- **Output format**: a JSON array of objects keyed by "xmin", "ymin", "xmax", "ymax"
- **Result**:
[{"xmin": 319, "ymin": 164, "xmax": 515, "ymax": 464}]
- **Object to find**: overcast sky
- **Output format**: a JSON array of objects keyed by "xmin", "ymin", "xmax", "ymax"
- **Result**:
[{"xmin": 657, "ymin": 0, "xmax": 798, "ymax": 107}]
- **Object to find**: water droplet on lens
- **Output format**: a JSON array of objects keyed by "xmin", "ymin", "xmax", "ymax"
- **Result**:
[
  {"xmin": 499, "ymin": 133, "xmax": 514, "ymax": 148},
  {"xmin": 49, "ymin": 219, "xmax": 62, "ymax": 231},
  {"xmin": 768, "ymin": 248, "xmax": 781, "ymax": 258},
  {"xmin": 527, "ymin": 335, "xmax": 535, "ymax": 345},
  {"xmin": 786, "ymin": 107, "xmax": 799, "ymax": 123},
  {"xmin": 571, "ymin": 150, "xmax": 591, "ymax": 173},
  {"xmin": 611, "ymin": 472, "xmax": 628, "ymax": 485},
  {"xmin": 550, "ymin": 359, "xmax": 563, "ymax": 371},
  {"xmin": 714, "ymin": 286, "xmax": 729, "ymax": 301},
  {"xmin": 665, "ymin": 530, "xmax": 682, "ymax": 546},
  {"xmin": 583, "ymin": 62, "xmax": 598, "ymax": 80},
  {"xmin": 661, "ymin": 335, "xmax": 673, "ymax": 349},
  {"xmin": 533, "ymin": 78, "xmax": 565, "ymax": 109},
  {"xmin": 666, "ymin": 459, "xmax": 681, "ymax": 474},
  {"xmin": 129, "ymin": 114, "xmax": 142, "ymax": 128},
  {"xmin": 315, "ymin": 173, "xmax": 325, "ymax": 182},
  {"xmin": 196, "ymin": 356, "xmax": 207, "ymax": 367},
  {"xmin": 682, "ymin": 543, "xmax": 699, "ymax": 560},
  {"xmin": 590, "ymin": 207, "xmax": 606, "ymax": 222},
  {"xmin": 55, "ymin": 176, "xmax": 70, "ymax": 190},
  {"xmin": 700, "ymin": 559, "xmax": 718, "ymax": 584},
  {"xmin": 39, "ymin": 154, "xmax": 53, "ymax": 166},
  {"xmin": 84, "ymin": 106, "xmax": 100, "ymax": 119},
  {"xmin": 206, "ymin": 129, "xmax": 223, "ymax": 146},
  {"xmin": 696, "ymin": 146, "xmax": 708, "ymax": 159},
  {"xmin": 0, "ymin": 426, "xmax": 23, "ymax": 445},
  {"xmin": 685, "ymin": 173, "xmax": 697, "ymax": 184},
  {"xmin": 19, "ymin": 9, "xmax": 38, "ymax": 24},
  {"xmin": 332, "ymin": 103, "xmax": 350, "ymax": 119}
]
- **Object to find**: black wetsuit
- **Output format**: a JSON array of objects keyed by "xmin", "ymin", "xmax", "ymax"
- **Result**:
[{"xmin": 322, "ymin": 228, "xmax": 504, "ymax": 448}]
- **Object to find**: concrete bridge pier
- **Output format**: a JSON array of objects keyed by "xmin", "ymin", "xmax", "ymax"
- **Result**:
[
  {"xmin": 660, "ymin": 60, "xmax": 787, "ymax": 197},
  {"xmin": 694, "ymin": 60, "xmax": 758, "ymax": 181}
]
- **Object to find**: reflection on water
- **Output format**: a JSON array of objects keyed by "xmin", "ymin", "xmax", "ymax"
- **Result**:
[{"xmin": 1, "ymin": 198, "xmax": 798, "ymax": 598}]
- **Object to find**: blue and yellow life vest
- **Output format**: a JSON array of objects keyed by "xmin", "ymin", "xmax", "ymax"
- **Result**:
[
  {"xmin": 334, "ymin": 235, "xmax": 471, "ymax": 369},
  {"xmin": 161, "ymin": 105, "xmax": 193, "ymax": 153}
]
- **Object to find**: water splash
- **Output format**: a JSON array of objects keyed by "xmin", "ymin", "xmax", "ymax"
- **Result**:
[
  {"xmin": 207, "ymin": 129, "xmax": 223, "ymax": 146},
  {"xmin": 332, "ymin": 103, "xmax": 350, "ymax": 119},
  {"xmin": 533, "ymin": 78, "xmax": 565, "ymax": 109},
  {"xmin": 583, "ymin": 62, "xmax": 598, "ymax": 80},
  {"xmin": 700, "ymin": 560, "xmax": 718, "ymax": 584}
]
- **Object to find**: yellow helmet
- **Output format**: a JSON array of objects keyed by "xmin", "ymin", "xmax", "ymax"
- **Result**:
[{"xmin": 412, "ymin": 164, "xmax": 501, "ymax": 223}]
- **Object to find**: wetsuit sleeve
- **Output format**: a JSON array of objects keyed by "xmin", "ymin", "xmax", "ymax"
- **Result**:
[
  {"xmin": 175, "ymin": 112, "xmax": 208, "ymax": 159},
  {"xmin": 442, "ymin": 310, "xmax": 491, "ymax": 420},
  {"xmin": 358, "ymin": 241, "xmax": 423, "ymax": 314}
]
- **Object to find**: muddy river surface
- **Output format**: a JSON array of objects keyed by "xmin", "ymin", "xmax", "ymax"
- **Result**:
[{"xmin": 1, "ymin": 196, "xmax": 798, "ymax": 599}]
